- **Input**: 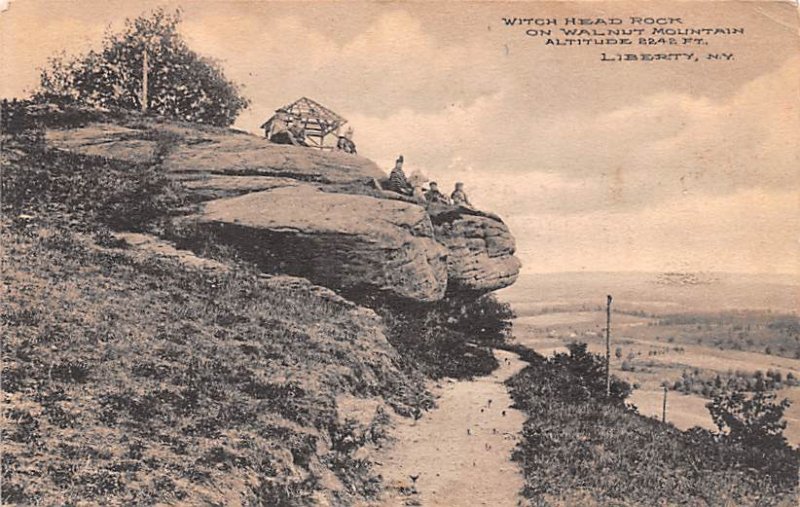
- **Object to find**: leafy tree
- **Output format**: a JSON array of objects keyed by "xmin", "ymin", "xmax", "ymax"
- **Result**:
[
  {"xmin": 550, "ymin": 343, "xmax": 631, "ymax": 402},
  {"xmin": 707, "ymin": 389, "xmax": 791, "ymax": 450},
  {"xmin": 35, "ymin": 8, "xmax": 248, "ymax": 126}
]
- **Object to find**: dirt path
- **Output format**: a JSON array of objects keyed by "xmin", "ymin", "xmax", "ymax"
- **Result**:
[{"xmin": 370, "ymin": 350, "xmax": 528, "ymax": 507}]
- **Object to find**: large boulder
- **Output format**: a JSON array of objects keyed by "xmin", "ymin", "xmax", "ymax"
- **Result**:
[
  {"xmin": 429, "ymin": 208, "xmax": 522, "ymax": 293},
  {"xmin": 45, "ymin": 122, "xmax": 385, "ymax": 184},
  {"xmin": 163, "ymin": 135, "xmax": 385, "ymax": 184},
  {"xmin": 197, "ymin": 185, "xmax": 449, "ymax": 302},
  {"xmin": 44, "ymin": 118, "xmax": 522, "ymax": 298}
]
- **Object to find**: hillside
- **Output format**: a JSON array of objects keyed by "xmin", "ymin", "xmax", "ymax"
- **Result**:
[
  {"xmin": 1, "ymin": 109, "xmax": 520, "ymax": 505},
  {"xmin": 4, "ymin": 110, "xmax": 799, "ymax": 506},
  {"xmin": 1, "ymin": 219, "xmax": 439, "ymax": 504}
]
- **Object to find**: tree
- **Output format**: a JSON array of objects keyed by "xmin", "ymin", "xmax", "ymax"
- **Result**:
[
  {"xmin": 707, "ymin": 389, "xmax": 790, "ymax": 450},
  {"xmin": 35, "ymin": 8, "xmax": 248, "ymax": 126},
  {"xmin": 550, "ymin": 343, "xmax": 632, "ymax": 402}
]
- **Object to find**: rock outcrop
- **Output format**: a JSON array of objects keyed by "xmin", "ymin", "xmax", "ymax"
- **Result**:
[
  {"xmin": 43, "ymin": 119, "xmax": 521, "ymax": 302},
  {"xmin": 430, "ymin": 208, "xmax": 521, "ymax": 293},
  {"xmin": 198, "ymin": 184, "xmax": 449, "ymax": 302},
  {"xmin": 46, "ymin": 122, "xmax": 385, "ymax": 184}
]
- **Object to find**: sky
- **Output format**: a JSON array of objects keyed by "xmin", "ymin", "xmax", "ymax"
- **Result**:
[{"xmin": 2, "ymin": 0, "xmax": 799, "ymax": 275}]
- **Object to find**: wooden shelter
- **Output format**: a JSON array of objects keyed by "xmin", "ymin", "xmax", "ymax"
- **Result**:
[{"xmin": 261, "ymin": 97, "xmax": 347, "ymax": 150}]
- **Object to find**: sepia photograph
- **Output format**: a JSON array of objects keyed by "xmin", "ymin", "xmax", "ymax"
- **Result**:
[{"xmin": 1, "ymin": 0, "xmax": 799, "ymax": 505}]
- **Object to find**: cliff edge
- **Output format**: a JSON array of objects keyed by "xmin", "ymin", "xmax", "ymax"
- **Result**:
[{"xmin": 44, "ymin": 118, "xmax": 521, "ymax": 301}]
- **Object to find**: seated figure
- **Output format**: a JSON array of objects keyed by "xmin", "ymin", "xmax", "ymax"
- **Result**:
[
  {"xmin": 424, "ymin": 181, "xmax": 450, "ymax": 206},
  {"xmin": 386, "ymin": 155, "xmax": 413, "ymax": 196},
  {"xmin": 336, "ymin": 127, "xmax": 357, "ymax": 154},
  {"xmin": 288, "ymin": 121, "xmax": 308, "ymax": 146},
  {"xmin": 451, "ymin": 182, "xmax": 473, "ymax": 208}
]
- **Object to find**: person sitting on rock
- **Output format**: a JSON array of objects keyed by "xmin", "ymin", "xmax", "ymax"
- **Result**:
[
  {"xmin": 266, "ymin": 109, "xmax": 291, "ymax": 143},
  {"xmin": 288, "ymin": 121, "xmax": 308, "ymax": 147},
  {"xmin": 424, "ymin": 181, "xmax": 450, "ymax": 206},
  {"xmin": 451, "ymin": 182, "xmax": 473, "ymax": 208},
  {"xmin": 336, "ymin": 127, "xmax": 357, "ymax": 154},
  {"xmin": 386, "ymin": 155, "xmax": 413, "ymax": 196}
]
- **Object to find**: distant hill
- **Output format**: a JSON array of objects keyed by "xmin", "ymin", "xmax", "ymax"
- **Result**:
[{"xmin": 498, "ymin": 271, "xmax": 799, "ymax": 315}]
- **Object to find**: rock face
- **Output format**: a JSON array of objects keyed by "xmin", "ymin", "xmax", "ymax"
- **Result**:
[
  {"xmin": 44, "ymin": 118, "xmax": 521, "ymax": 301},
  {"xmin": 198, "ymin": 185, "xmax": 449, "ymax": 302},
  {"xmin": 46, "ymin": 122, "xmax": 385, "ymax": 184},
  {"xmin": 430, "ymin": 209, "xmax": 522, "ymax": 294}
]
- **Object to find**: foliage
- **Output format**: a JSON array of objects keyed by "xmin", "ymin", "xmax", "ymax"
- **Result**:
[
  {"xmin": 549, "ymin": 343, "xmax": 632, "ymax": 402},
  {"xmin": 671, "ymin": 368, "xmax": 795, "ymax": 398},
  {"xmin": 2, "ymin": 149, "xmax": 185, "ymax": 232},
  {"xmin": 370, "ymin": 294, "xmax": 514, "ymax": 380},
  {"xmin": 507, "ymin": 345, "xmax": 799, "ymax": 506},
  {"xmin": 707, "ymin": 389, "xmax": 791, "ymax": 450},
  {"xmin": 35, "ymin": 8, "xmax": 249, "ymax": 126}
]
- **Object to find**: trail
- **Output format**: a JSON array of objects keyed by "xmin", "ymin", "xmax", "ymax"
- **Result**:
[{"xmin": 370, "ymin": 350, "xmax": 527, "ymax": 507}]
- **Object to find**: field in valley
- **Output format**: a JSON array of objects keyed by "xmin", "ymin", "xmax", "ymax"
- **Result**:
[{"xmin": 497, "ymin": 271, "xmax": 800, "ymax": 445}]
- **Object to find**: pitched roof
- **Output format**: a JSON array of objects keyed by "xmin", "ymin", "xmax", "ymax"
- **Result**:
[{"xmin": 260, "ymin": 97, "xmax": 346, "ymax": 131}]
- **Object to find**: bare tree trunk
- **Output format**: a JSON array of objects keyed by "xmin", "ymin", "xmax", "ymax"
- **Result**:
[
  {"xmin": 606, "ymin": 294, "xmax": 612, "ymax": 397},
  {"xmin": 662, "ymin": 385, "xmax": 668, "ymax": 423},
  {"xmin": 142, "ymin": 49, "xmax": 148, "ymax": 112}
]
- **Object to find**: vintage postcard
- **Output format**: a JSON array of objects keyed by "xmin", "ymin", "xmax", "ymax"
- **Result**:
[{"xmin": 2, "ymin": 1, "xmax": 799, "ymax": 505}]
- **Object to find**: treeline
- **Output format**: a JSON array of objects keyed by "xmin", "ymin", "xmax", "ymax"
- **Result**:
[{"xmin": 670, "ymin": 368, "xmax": 798, "ymax": 398}]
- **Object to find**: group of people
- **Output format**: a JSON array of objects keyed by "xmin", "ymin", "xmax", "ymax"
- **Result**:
[{"xmin": 386, "ymin": 155, "xmax": 473, "ymax": 208}]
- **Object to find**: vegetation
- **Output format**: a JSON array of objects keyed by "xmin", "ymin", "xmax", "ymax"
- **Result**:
[
  {"xmin": 366, "ymin": 292, "xmax": 515, "ymax": 380},
  {"xmin": 2, "ymin": 148, "xmax": 186, "ymax": 233},
  {"xmin": 650, "ymin": 311, "xmax": 800, "ymax": 359},
  {"xmin": 0, "ymin": 135, "xmax": 435, "ymax": 504},
  {"xmin": 6, "ymin": 101, "xmax": 798, "ymax": 505},
  {"xmin": 507, "ymin": 343, "xmax": 799, "ymax": 506},
  {"xmin": 1, "ymin": 214, "xmax": 436, "ymax": 505},
  {"xmin": 35, "ymin": 8, "xmax": 249, "ymax": 126},
  {"xmin": 512, "ymin": 298, "xmax": 800, "ymax": 360},
  {"xmin": 0, "ymin": 127, "xmax": 520, "ymax": 504},
  {"xmin": 670, "ymin": 368, "xmax": 797, "ymax": 398},
  {"xmin": 708, "ymin": 390, "xmax": 792, "ymax": 451}
]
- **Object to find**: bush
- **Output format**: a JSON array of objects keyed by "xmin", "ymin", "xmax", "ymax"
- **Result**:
[
  {"xmin": 708, "ymin": 389, "xmax": 792, "ymax": 448},
  {"xmin": 370, "ymin": 294, "xmax": 513, "ymax": 380},
  {"xmin": 2, "ymin": 150, "xmax": 185, "ymax": 232},
  {"xmin": 549, "ymin": 343, "xmax": 632, "ymax": 402},
  {"xmin": 506, "ymin": 345, "xmax": 799, "ymax": 505}
]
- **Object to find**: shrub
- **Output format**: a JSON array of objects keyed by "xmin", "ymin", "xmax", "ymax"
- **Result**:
[
  {"xmin": 370, "ymin": 294, "xmax": 513, "ymax": 380},
  {"xmin": 707, "ymin": 389, "xmax": 792, "ymax": 449},
  {"xmin": 2, "ymin": 150, "xmax": 185, "ymax": 232},
  {"xmin": 549, "ymin": 342, "xmax": 632, "ymax": 402},
  {"xmin": 507, "ymin": 345, "xmax": 799, "ymax": 505}
]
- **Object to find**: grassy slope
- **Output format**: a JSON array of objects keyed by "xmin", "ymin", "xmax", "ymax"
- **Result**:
[
  {"xmin": 0, "ymin": 122, "xmax": 500, "ymax": 505},
  {"xmin": 6, "ymin": 115, "xmax": 798, "ymax": 507},
  {"xmin": 506, "ymin": 351, "xmax": 799, "ymax": 507},
  {"xmin": 1, "ymin": 220, "xmax": 430, "ymax": 505}
]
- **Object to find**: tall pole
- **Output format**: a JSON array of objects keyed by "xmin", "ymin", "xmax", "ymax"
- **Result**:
[
  {"xmin": 605, "ymin": 294, "xmax": 612, "ymax": 397},
  {"xmin": 662, "ymin": 385, "xmax": 668, "ymax": 423},
  {"xmin": 141, "ymin": 48, "xmax": 148, "ymax": 112}
]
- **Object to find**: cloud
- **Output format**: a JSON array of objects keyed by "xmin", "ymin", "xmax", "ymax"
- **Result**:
[
  {"xmin": 2, "ymin": 2, "xmax": 796, "ymax": 273},
  {"xmin": 507, "ymin": 187, "xmax": 799, "ymax": 274},
  {"xmin": 348, "ymin": 55, "xmax": 799, "ymax": 216},
  {"xmin": 183, "ymin": 8, "xmax": 505, "ymax": 132}
]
